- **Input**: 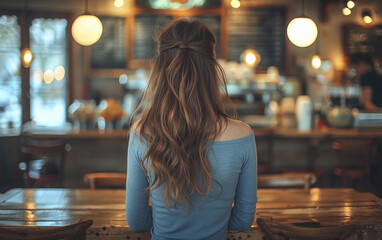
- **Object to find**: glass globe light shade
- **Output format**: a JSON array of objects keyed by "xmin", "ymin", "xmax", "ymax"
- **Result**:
[
  {"xmin": 231, "ymin": 0, "xmax": 240, "ymax": 8},
  {"xmin": 363, "ymin": 15, "xmax": 372, "ymax": 24},
  {"xmin": 347, "ymin": 0, "xmax": 355, "ymax": 9},
  {"xmin": 72, "ymin": 15, "xmax": 103, "ymax": 46},
  {"xmin": 21, "ymin": 48, "xmax": 33, "ymax": 68},
  {"xmin": 114, "ymin": 0, "xmax": 124, "ymax": 8},
  {"xmin": 311, "ymin": 54, "xmax": 321, "ymax": 69},
  {"xmin": 287, "ymin": 17, "xmax": 318, "ymax": 47},
  {"xmin": 342, "ymin": 7, "xmax": 351, "ymax": 16}
]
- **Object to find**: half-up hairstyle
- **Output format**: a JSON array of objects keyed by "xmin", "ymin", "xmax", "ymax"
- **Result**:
[{"xmin": 132, "ymin": 19, "xmax": 236, "ymax": 210}]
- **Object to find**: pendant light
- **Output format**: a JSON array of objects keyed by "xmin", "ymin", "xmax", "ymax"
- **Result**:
[
  {"xmin": 347, "ymin": 0, "xmax": 355, "ymax": 9},
  {"xmin": 311, "ymin": 54, "xmax": 321, "ymax": 69},
  {"xmin": 362, "ymin": 9, "xmax": 372, "ymax": 24},
  {"xmin": 311, "ymin": 21, "xmax": 321, "ymax": 70},
  {"xmin": 231, "ymin": 0, "xmax": 240, "ymax": 8},
  {"xmin": 114, "ymin": 0, "xmax": 124, "ymax": 8},
  {"xmin": 71, "ymin": 0, "xmax": 103, "ymax": 46},
  {"xmin": 21, "ymin": 48, "xmax": 33, "ymax": 68},
  {"xmin": 241, "ymin": 48, "xmax": 261, "ymax": 67},
  {"xmin": 342, "ymin": 7, "xmax": 351, "ymax": 16},
  {"xmin": 287, "ymin": 0, "xmax": 318, "ymax": 47}
]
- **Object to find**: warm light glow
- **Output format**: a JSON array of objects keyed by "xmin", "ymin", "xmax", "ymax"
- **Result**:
[
  {"xmin": 311, "ymin": 54, "xmax": 322, "ymax": 69},
  {"xmin": 114, "ymin": 0, "xmax": 124, "ymax": 8},
  {"xmin": 362, "ymin": 10, "xmax": 373, "ymax": 24},
  {"xmin": 241, "ymin": 49, "xmax": 261, "ymax": 67},
  {"xmin": 231, "ymin": 0, "xmax": 240, "ymax": 8},
  {"xmin": 287, "ymin": 17, "xmax": 318, "ymax": 47},
  {"xmin": 342, "ymin": 7, "xmax": 351, "ymax": 16},
  {"xmin": 72, "ymin": 15, "xmax": 103, "ymax": 46},
  {"xmin": 43, "ymin": 70, "xmax": 54, "ymax": 84},
  {"xmin": 245, "ymin": 53, "xmax": 256, "ymax": 65},
  {"xmin": 21, "ymin": 48, "xmax": 33, "ymax": 68},
  {"xmin": 24, "ymin": 52, "xmax": 32, "ymax": 62},
  {"xmin": 347, "ymin": 0, "xmax": 355, "ymax": 9},
  {"xmin": 33, "ymin": 70, "xmax": 43, "ymax": 84},
  {"xmin": 363, "ymin": 15, "xmax": 372, "ymax": 24},
  {"xmin": 54, "ymin": 66, "xmax": 65, "ymax": 80}
]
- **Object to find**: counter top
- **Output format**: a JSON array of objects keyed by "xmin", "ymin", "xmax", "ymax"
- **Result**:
[
  {"xmin": 2, "ymin": 127, "xmax": 382, "ymax": 139},
  {"xmin": 272, "ymin": 127, "xmax": 382, "ymax": 139}
]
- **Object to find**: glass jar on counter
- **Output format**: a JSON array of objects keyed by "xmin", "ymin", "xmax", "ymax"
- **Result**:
[
  {"xmin": 68, "ymin": 100, "xmax": 97, "ymax": 130},
  {"xmin": 328, "ymin": 86, "xmax": 345, "ymax": 107},
  {"xmin": 345, "ymin": 84, "xmax": 361, "ymax": 109}
]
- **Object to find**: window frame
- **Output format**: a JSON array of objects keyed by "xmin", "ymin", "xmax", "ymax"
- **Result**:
[{"xmin": 0, "ymin": 9, "xmax": 73, "ymax": 125}]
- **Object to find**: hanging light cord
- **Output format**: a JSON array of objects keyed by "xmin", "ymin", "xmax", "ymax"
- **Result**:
[
  {"xmin": 301, "ymin": 0, "xmax": 305, "ymax": 16},
  {"xmin": 84, "ymin": 0, "xmax": 89, "ymax": 14}
]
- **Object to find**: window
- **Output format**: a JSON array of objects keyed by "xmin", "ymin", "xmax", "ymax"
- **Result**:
[
  {"xmin": 0, "ymin": 15, "xmax": 21, "ymax": 129},
  {"xmin": 29, "ymin": 18, "xmax": 68, "ymax": 126}
]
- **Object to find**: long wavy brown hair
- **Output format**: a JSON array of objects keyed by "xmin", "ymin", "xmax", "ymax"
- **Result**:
[{"xmin": 132, "ymin": 19, "xmax": 235, "ymax": 210}]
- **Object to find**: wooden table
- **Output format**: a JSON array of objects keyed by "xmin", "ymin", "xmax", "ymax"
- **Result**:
[{"xmin": 1, "ymin": 188, "xmax": 382, "ymax": 239}]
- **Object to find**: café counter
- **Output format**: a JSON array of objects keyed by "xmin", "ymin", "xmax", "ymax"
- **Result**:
[{"xmin": 1, "ymin": 127, "xmax": 382, "ymax": 187}]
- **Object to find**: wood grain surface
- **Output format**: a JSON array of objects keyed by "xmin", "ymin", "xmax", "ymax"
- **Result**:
[{"xmin": 0, "ymin": 188, "xmax": 381, "ymax": 239}]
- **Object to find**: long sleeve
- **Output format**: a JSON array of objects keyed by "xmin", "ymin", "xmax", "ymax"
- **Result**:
[
  {"xmin": 228, "ymin": 137, "xmax": 257, "ymax": 230},
  {"xmin": 125, "ymin": 132, "xmax": 153, "ymax": 232}
]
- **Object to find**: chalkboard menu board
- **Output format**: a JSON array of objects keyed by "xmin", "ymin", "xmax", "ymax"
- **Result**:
[
  {"xmin": 134, "ymin": 15, "xmax": 173, "ymax": 60},
  {"xmin": 343, "ymin": 25, "xmax": 382, "ymax": 60},
  {"xmin": 228, "ymin": 7, "xmax": 285, "ymax": 68},
  {"xmin": 91, "ymin": 17, "xmax": 127, "ymax": 69}
]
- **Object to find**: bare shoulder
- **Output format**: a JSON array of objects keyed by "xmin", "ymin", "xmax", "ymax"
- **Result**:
[{"xmin": 215, "ymin": 119, "xmax": 253, "ymax": 141}]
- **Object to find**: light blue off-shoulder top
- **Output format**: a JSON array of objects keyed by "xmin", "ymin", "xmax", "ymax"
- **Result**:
[{"xmin": 126, "ymin": 130, "xmax": 257, "ymax": 240}]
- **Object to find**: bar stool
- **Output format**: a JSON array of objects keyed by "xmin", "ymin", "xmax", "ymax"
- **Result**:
[
  {"xmin": 331, "ymin": 139, "xmax": 372, "ymax": 189},
  {"xmin": 19, "ymin": 136, "xmax": 70, "ymax": 188}
]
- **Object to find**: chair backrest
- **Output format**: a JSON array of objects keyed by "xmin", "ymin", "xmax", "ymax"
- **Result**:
[
  {"xmin": 20, "ymin": 137, "xmax": 68, "ymax": 156},
  {"xmin": 83, "ymin": 173, "xmax": 126, "ymax": 189},
  {"xmin": 258, "ymin": 172, "xmax": 316, "ymax": 189},
  {"xmin": 256, "ymin": 218, "xmax": 360, "ymax": 240},
  {"xmin": 0, "ymin": 219, "xmax": 93, "ymax": 240},
  {"xmin": 19, "ymin": 136, "xmax": 70, "ymax": 188}
]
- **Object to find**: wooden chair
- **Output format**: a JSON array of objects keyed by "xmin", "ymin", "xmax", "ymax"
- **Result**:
[
  {"xmin": 331, "ymin": 139, "xmax": 372, "ymax": 189},
  {"xmin": 19, "ymin": 136, "xmax": 69, "ymax": 188},
  {"xmin": 83, "ymin": 173, "xmax": 126, "ymax": 189},
  {"xmin": 0, "ymin": 219, "xmax": 93, "ymax": 240},
  {"xmin": 256, "ymin": 217, "xmax": 362, "ymax": 240},
  {"xmin": 258, "ymin": 172, "xmax": 317, "ymax": 189}
]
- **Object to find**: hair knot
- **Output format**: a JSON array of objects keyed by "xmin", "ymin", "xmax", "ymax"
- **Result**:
[{"xmin": 178, "ymin": 42, "xmax": 189, "ymax": 49}]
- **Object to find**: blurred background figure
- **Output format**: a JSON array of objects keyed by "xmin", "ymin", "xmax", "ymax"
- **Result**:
[{"xmin": 350, "ymin": 53, "xmax": 382, "ymax": 111}]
